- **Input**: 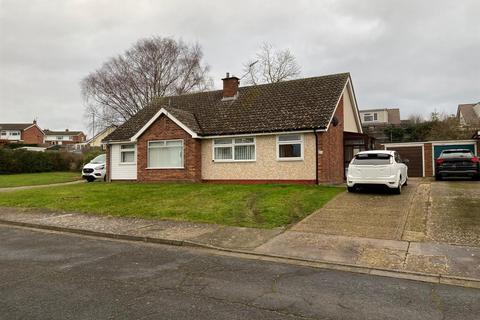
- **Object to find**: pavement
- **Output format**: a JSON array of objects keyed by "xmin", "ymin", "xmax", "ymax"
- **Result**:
[
  {"xmin": 2, "ymin": 225, "xmax": 480, "ymax": 320},
  {"xmin": 0, "ymin": 177, "xmax": 479, "ymax": 287},
  {"xmin": 0, "ymin": 179, "xmax": 84, "ymax": 192}
]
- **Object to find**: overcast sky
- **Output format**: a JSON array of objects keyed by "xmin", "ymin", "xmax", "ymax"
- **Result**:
[{"xmin": 1, "ymin": 0, "xmax": 479, "ymax": 137}]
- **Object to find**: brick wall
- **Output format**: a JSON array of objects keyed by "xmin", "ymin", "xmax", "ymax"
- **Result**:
[
  {"xmin": 73, "ymin": 133, "xmax": 86, "ymax": 143},
  {"xmin": 424, "ymin": 143, "xmax": 433, "ymax": 176},
  {"xmin": 22, "ymin": 126, "xmax": 44, "ymax": 144},
  {"xmin": 136, "ymin": 115, "xmax": 201, "ymax": 182},
  {"xmin": 317, "ymin": 96, "xmax": 344, "ymax": 184}
]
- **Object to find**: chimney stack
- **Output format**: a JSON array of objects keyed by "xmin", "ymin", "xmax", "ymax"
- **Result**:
[
  {"xmin": 222, "ymin": 72, "xmax": 239, "ymax": 100},
  {"xmin": 65, "ymin": 129, "xmax": 69, "ymax": 132},
  {"xmin": 33, "ymin": 119, "xmax": 37, "ymax": 125}
]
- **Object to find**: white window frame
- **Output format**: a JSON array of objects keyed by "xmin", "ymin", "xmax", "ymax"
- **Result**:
[
  {"xmin": 363, "ymin": 113, "xmax": 373, "ymax": 122},
  {"xmin": 120, "ymin": 144, "xmax": 136, "ymax": 165},
  {"xmin": 276, "ymin": 134, "xmax": 304, "ymax": 161},
  {"xmin": 212, "ymin": 137, "xmax": 256, "ymax": 162},
  {"xmin": 147, "ymin": 139, "xmax": 184, "ymax": 169}
]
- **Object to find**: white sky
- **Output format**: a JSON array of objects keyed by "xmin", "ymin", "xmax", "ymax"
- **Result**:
[{"xmin": 1, "ymin": 0, "xmax": 479, "ymax": 137}]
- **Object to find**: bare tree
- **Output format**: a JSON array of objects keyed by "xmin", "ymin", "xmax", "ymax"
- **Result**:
[
  {"xmin": 82, "ymin": 36, "xmax": 212, "ymax": 128},
  {"xmin": 242, "ymin": 43, "xmax": 301, "ymax": 85}
]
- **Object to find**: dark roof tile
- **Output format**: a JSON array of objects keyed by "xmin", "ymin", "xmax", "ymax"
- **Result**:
[{"xmin": 105, "ymin": 73, "xmax": 350, "ymax": 141}]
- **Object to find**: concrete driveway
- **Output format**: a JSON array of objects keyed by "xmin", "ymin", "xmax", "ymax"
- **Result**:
[
  {"xmin": 291, "ymin": 179, "xmax": 425, "ymax": 240},
  {"xmin": 291, "ymin": 178, "xmax": 480, "ymax": 247}
]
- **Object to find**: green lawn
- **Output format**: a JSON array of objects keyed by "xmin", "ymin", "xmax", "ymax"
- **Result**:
[
  {"xmin": 0, "ymin": 172, "xmax": 81, "ymax": 188},
  {"xmin": 0, "ymin": 183, "xmax": 343, "ymax": 228}
]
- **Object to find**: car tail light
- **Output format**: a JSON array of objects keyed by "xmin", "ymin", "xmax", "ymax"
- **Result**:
[
  {"xmin": 471, "ymin": 156, "xmax": 480, "ymax": 163},
  {"xmin": 435, "ymin": 158, "xmax": 444, "ymax": 165}
]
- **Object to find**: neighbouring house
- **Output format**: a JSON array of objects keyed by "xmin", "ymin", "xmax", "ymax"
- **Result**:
[
  {"xmin": 0, "ymin": 120, "xmax": 44, "ymax": 144},
  {"xmin": 457, "ymin": 102, "xmax": 480, "ymax": 128},
  {"xmin": 83, "ymin": 126, "xmax": 116, "ymax": 149},
  {"xmin": 360, "ymin": 108, "xmax": 402, "ymax": 143},
  {"xmin": 44, "ymin": 129, "xmax": 86, "ymax": 146},
  {"xmin": 103, "ymin": 72, "xmax": 368, "ymax": 184},
  {"xmin": 359, "ymin": 108, "xmax": 401, "ymax": 126}
]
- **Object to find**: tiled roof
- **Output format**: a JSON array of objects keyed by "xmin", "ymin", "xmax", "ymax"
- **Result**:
[
  {"xmin": 44, "ymin": 130, "xmax": 84, "ymax": 135},
  {"xmin": 0, "ymin": 123, "xmax": 32, "ymax": 131},
  {"xmin": 457, "ymin": 103, "xmax": 480, "ymax": 126},
  {"xmin": 105, "ymin": 73, "xmax": 350, "ymax": 141}
]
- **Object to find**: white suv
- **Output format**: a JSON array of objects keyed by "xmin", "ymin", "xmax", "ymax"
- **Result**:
[
  {"xmin": 347, "ymin": 150, "xmax": 408, "ymax": 194},
  {"xmin": 82, "ymin": 154, "xmax": 106, "ymax": 182}
]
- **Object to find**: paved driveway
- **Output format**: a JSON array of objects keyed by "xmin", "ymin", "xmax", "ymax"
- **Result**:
[
  {"xmin": 292, "ymin": 179, "xmax": 480, "ymax": 247},
  {"xmin": 292, "ymin": 179, "xmax": 424, "ymax": 240}
]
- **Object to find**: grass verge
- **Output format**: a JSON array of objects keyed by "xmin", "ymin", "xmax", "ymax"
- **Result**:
[
  {"xmin": 0, "ymin": 182, "xmax": 343, "ymax": 228},
  {"xmin": 0, "ymin": 172, "xmax": 80, "ymax": 188}
]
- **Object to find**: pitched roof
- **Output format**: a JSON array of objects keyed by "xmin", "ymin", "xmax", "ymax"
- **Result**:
[
  {"xmin": 105, "ymin": 73, "xmax": 350, "ymax": 141},
  {"xmin": 0, "ymin": 123, "xmax": 33, "ymax": 131},
  {"xmin": 44, "ymin": 130, "xmax": 84, "ymax": 136},
  {"xmin": 457, "ymin": 103, "xmax": 480, "ymax": 126}
]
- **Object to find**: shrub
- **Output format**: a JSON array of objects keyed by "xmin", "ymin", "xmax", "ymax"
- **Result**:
[
  {"xmin": 0, "ymin": 149, "xmax": 83, "ymax": 174},
  {"xmin": 83, "ymin": 149, "xmax": 105, "ymax": 165}
]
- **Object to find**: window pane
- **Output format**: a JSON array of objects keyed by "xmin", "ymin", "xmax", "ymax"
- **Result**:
[
  {"xmin": 214, "ymin": 138, "xmax": 232, "ymax": 145},
  {"xmin": 279, "ymin": 144, "xmax": 301, "ymax": 158},
  {"xmin": 278, "ymin": 134, "xmax": 301, "ymax": 142},
  {"xmin": 214, "ymin": 146, "xmax": 232, "ymax": 160},
  {"xmin": 166, "ymin": 140, "xmax": 182, "ymax": 147},
  {"xmin": 149, "ymin": 146, "xmax": 182, "ymax": 167},
  {"xmin": 234, "ymin": 145, "xmax": 255, "ymax": 160},
  {"xmin": 121, "ymin": 151, "xmax": 135, "ymax": 162},
  {"xmin": 234, "ymin": 137, "xmax": 254, "ymax": 144},
  {"xmin": 149, "ymin": 141, "xmax": 164, "ymax": 148}
]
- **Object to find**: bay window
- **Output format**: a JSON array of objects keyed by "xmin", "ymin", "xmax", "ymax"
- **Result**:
[
  {"xmin": 277, "ymin": 134, "xmax": 303, "ymax": 160},
  {"xmin": 213, "ymin": 137, "xmax": 255, "ymax": 162},
  {"xmin": 148, "ymin": 140, "xmax": 183, "ymax": 169}
]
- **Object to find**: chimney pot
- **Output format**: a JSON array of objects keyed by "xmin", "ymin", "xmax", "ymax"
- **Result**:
[
  {"xmin": 66, "ymin": 129, "xmax": 69, "ymax": 132},
  {"xmin": 222, "ymin": 73, "xmax": 240, "ymax": 100}
]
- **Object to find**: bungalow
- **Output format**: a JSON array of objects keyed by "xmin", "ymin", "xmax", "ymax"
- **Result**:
[
  {"xmin": 0, "ymin": 120, "xmax": 44, "ymax": 144},
  {"xmin": 103, "ymin": 72, "xmax": 366, "ymax": 184}
]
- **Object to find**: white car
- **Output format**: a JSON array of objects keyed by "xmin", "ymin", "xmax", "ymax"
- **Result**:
[
  {"xmin": 82, "ymin": 154, "xmax": 106, "ymax": 182},
  {"xmin": 346, "ymin": 150, "xmax": 408, "ymax": 194}
]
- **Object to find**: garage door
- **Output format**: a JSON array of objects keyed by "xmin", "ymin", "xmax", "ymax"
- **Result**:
[
  {"xmin": 386, "ymin": 146, "xmax": 423, "ymax": 177},
  {"xmin": 433, "ymin": 144, "xmax": 476, "ymax": 159}
]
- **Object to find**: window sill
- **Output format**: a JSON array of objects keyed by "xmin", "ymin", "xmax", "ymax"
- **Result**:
[
  {"xmin": 213, "ymin": 160, "xmax": 256, "ymax": 163},
  {"xmin": 119, "ymin": 162, "xmax": 136, "ymax": 165},
  {"xmin": 277, "ymin": 158, "xmax": 304, "ymax": 162},
  {"xmin": 146, "ymin": 167, "xmax": 185, "ymax": 170}
]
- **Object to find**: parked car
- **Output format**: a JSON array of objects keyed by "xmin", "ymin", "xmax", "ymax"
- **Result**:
[
  {"xmin": 435, "ymin": 149, "xmax": 479, "ymax": 180},
  {"xmin": 82, "ymin": 154, "xmax": 106, "ymax": 182},
  {"xmin": 347, "ymin": 150, "xmax": 408, "ymax": 194}
]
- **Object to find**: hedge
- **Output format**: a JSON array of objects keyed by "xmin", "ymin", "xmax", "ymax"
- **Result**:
[{"xmin": 0, "ymin": 149, "xmax": 84, "ymax": 174}]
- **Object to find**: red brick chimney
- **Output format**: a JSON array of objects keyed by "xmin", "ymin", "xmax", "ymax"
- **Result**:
[{"xmin": 222, "ymin": 72, "xmax": 239, "ymax": 100}]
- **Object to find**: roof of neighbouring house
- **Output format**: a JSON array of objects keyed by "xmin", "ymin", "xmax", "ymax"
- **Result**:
[
  {"xmin": 44, "ymin": 130, "xmax": 84, "ymax": 136},
  {"xmin": 0, "ymin": 123, "xmax": 34, "ymax": 131},
  {"xmin": 457, "ymin": 103, "xmax": 480, "ymax": 126},
  {"xmin": 105, "ymin": 73, "xmax": 352, "ymax": 141}
]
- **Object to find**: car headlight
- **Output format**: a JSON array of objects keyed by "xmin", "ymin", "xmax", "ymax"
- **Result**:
[{"xmin": 95, "ymin": 165, "xmax": 105, "ymax": 170}]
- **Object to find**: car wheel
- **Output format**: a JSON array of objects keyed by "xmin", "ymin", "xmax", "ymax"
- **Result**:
[
  {"xmin": 103, "ymin": 175, "xmax": 107, "ymax": 182},
  {"xmin": 393, "ymin": 179, "xmax": 402, "ymax": 194},
  {"xmin": 347, "ymin": 186, "xmax": 356, "ymax": 193},
  {"xmin": 86, "ymin": 177, "xmax": 95, "ymax": 183},
  {"xmin": 435, "ymin": 174, "xmax": 442, "ymax": 181},
  {"xmin": 404, "ymin": 177, "xmax": 408, "ymax": 186}
]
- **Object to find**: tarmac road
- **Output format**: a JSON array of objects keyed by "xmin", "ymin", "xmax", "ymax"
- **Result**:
[{"xmin": 1, "ymin": 225, "xmax": 479, "ymax": 320}]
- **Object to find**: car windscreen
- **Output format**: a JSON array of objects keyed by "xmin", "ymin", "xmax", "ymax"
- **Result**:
[
  {"xmin": 90, "ymin": 154, "xmax": 106, "ymax": 164},
  {"xmin": 439, "ymin": 150, "xmax": 473, "ymax": 158},
  {"xmin": 352, "ymin": 153, "xmax": 391, "ymax": 165}
]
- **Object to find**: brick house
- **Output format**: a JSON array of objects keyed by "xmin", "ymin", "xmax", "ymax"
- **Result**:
[
  {"xmin": 0, "ymin": 120, "xmax": 44, "ymax": 144},
  {"xmin": 44, "ymin": 129, "xmax": 86, "ymax": 146},
  {"xmin": 103, "ymin": 73, "xmax": 366, "ymax": 184}
]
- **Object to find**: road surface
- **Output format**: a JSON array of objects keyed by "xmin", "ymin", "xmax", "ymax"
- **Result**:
[{"xmin": 0, "ymin": 225, "xmax": 479, "ymax": 319}]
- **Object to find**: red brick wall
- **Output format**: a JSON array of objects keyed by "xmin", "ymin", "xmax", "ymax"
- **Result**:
[
  {"xmin": 73, "ymin": 133, "xmax": 86, "ymax": 142},
  {"xmin": 424, "ymin": 143, "xmax": 433, "ymax": 176},
  {"xmin": 137, "ymin": 115, "xmax": 201, "ymax": 182},
  {"xmin": 317, "ymin": 96, "xmax": 344, "ymax": 184},
  {"xmin": 22, "ymin": 125, "xmax": 44, "ymax": 144},
  {"xmin": 105, "ymin": 145, "xmax": 111, "ymax": 182}
]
